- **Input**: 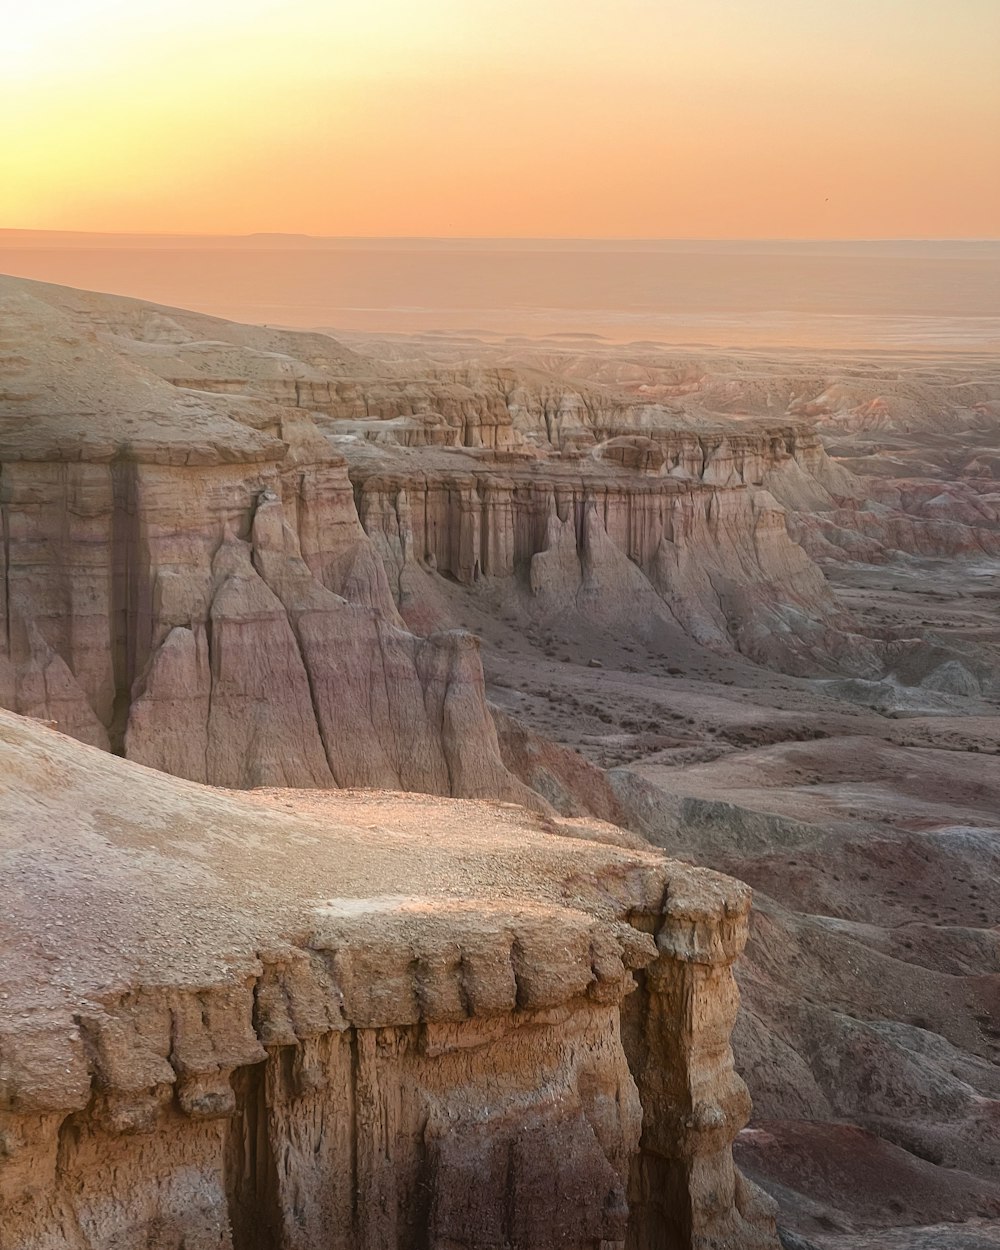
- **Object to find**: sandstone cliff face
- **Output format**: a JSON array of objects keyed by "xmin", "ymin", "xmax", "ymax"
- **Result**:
[
  {"xmin": 0, "ymin": 444, "xmax": 532, "ymax": 800},
  {"xmin": 0, "ymin": 279, "xmax": 536, "ymax": 801},
  {"xmin": 349, "ymin": 442, "xmax": 878, "ymax": 678},
  {"xmin": 0, "ymin": 710, "xmax": 777, "ymax": 1250}
]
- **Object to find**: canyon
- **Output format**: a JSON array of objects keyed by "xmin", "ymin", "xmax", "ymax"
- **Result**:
[{"xmin": 1, "ymin": 273, "xmax": 999, "ymax": 1248}]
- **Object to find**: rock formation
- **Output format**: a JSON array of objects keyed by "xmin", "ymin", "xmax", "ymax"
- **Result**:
[
  {"xmin": 0, "ymin": 274, "xmax": 881, "ymax": 779},
  {"xmin": 0, "ymin": 708, "xmax": 777, "ymax": 1250},
  {"xmin": 0, "ymin": 278, "xmax": 537, "ymax": 800}
]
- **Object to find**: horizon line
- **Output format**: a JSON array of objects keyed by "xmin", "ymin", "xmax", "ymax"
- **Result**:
[{"xmin": 1, "ymin": 228, "xmax": 998, "ymax": 245}]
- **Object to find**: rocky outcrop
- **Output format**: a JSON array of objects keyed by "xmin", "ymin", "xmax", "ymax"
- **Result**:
[
  {"xmin": 0, "ymin": 278, "xmax": 534, "ymax": 801},
  {"xmin": 0, "ymin": 709, "xmax": 778, "ymax": 1250}
]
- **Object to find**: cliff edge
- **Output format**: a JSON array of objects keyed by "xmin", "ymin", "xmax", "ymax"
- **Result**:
[{"xmin": 0, "ymin": 709, "xmax": 777, "ymax": 1249}]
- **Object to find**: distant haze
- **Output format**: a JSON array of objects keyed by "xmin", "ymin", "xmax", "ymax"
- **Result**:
[
  {"xmin": 2, "ymin": 1, "xmax": 998, "ymax": 239},
  {"xmin": 2, "ymin": 234, "xmax": 998, "ymax": 350}
]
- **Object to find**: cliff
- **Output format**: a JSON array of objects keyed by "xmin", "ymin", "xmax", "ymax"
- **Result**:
[
  {"xmin": 0, "ymin": 277, "xmax": 536, "ymax": 800},
  {"xmin": 0, "ymin": 708, "xmax": 777, "ymax": 1250},
  {"xmin": 0, "ymin": 274, "xmax": 876, "ymax": 781},
  {"xmin": 348, "ymin": 435, "xmax": 877, "ymax": 678}
]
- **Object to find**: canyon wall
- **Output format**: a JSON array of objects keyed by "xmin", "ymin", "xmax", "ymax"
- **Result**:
[
  {"xmin": 0, "ymin": 271, "xmax": 537, "ymax": 803},
  {"xmin": 0, "ymin": 273, "xmax": 876, "ymax": 780},
  {"xmin": 349, "ymin": 430, "xmax": 877, "ymax": 678},
  {"xmin": 0, "ymin": 710, "xmax": 778, "ymax": 1250},
  {"xmin": 0, "ymin": 432, "xmax": 534, "ymax": 801}
]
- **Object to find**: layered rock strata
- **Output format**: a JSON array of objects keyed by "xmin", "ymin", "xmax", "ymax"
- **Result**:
[
  {"xmin": 349, "ymin": 449, "xmax": 876, "ymax": 677},
  {"xmin": 0, "ymin": 273, "xmax": 878, "ymax": 776},
  {"xmin": 0, "ymin": 441, "xmax": 531, "ymax": 799},
  {"xmin": 0, "ymin": 278, "xmax": 533, "ymax": 799},
  {"xmin": 0, "ymin": 710, "xmax": 777, "ymax": 1250}
]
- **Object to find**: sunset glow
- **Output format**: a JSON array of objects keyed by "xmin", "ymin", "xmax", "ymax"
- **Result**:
[{"xmin": 2, "ymin": 0, "xmax": 998, "ymax": 238}]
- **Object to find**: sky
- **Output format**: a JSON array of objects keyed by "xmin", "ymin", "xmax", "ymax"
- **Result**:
[{"xmin": 2, "ymin": 0, "xmax": 999, "ymax": 239}]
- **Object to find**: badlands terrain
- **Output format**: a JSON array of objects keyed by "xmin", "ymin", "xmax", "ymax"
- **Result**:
[{"xmin": 1, "ymin": 272, "xmax": 999, "ymax": 1248}]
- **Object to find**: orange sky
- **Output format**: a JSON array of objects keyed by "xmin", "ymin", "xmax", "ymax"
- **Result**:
[{"xmin": 3, "ymin": 0, "xmax": 999, "ymax": 238}]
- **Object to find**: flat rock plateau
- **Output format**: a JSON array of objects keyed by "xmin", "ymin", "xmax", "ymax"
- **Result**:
[{"xmin": 1, "ymin": 272, "xmax": 999, "ymax": 1249}]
